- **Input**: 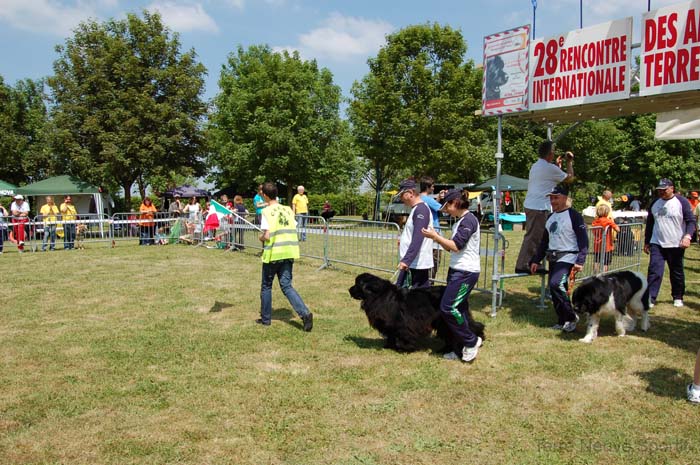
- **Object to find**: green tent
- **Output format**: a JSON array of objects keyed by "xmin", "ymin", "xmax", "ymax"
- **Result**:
[
  {"xmin": 16, "ymin": 175, "xmax": 100, "ymax": 195},
  {"xmin": 0, "ymin": 180, "xmax": 17, "ymax": 196},
  {"xmin": 473, "ymin": 174, "xmax": 529, "ymax": 192}
]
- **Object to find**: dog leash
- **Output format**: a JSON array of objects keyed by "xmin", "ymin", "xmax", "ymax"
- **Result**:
[{"xmin": 567, "ymin": 268, "xmax": 578, "ymax": 298}]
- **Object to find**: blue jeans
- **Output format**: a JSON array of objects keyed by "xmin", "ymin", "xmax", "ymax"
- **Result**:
[
  {"xmin": 42, "ymin": 224, "xmax": 57, "ymax": 251},
  {"xmin": 260, "ymin": 259, "xmax": 310, "ymax": 324},
  {"xmin": 64, "ymin": 223, "xmax": 76, "ymax": 249},
  {"xmin": 296, "ymin": 214, "xmax": 307, "ymax": 241}
]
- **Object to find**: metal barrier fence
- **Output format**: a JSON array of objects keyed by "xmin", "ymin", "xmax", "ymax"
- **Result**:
[
  {"xmin": 325, "ymin": 218, "xmax": 400, "ymax": 273},
  {"xmin": 578, "ymin": 222, "xmax": 644, "ymax": 280},
  {"xmin": 3, "ymin": 213, "xmax": 644, "ymax": 319}
]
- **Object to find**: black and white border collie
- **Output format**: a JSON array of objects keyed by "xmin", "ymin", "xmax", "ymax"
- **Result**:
[{"xmin": 572, "ymin": 271, "xmax": 650, "ymax": 343}]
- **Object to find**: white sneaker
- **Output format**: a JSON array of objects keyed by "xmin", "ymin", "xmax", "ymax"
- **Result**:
[
  {"xmin": 673, "ymin": 299, "xmax": 684, "ymax": 307},
  {"xmin": 649, "ymin": 302, "xmax": 655, "ymax": 309},
  {"xmin": 687, "ymin": 384, "xmax": 700, "ymax": 404},
  {"xmin": 462, "ymin": 337, "xmax": 483, "ymax": 363}
]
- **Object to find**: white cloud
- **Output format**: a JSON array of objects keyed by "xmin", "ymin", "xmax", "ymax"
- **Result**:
[
  {"xmin": 147, "ymin": 2, "xmax": 219, "ymax": 33},
  {"xmin": 275, "ymin": 13, "xmax": 394, "ymax": 62},
  {"xmin": 0, "ymin": 0, "xmax": 102, "ymax": 36}
]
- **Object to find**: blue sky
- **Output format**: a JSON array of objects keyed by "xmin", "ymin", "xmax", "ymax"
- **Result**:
[{"xmin": 0, "ymin": 0, "xmax": 678, "ymax": 107}]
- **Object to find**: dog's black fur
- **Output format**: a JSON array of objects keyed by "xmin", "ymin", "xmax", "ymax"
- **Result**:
[
  {"xmin": 349, "ymin": 272, "xmax": 485, "ymax": 352},
  {"xmin": 572, "ymin": 270, "xmax": 650, "ymax": 342}
]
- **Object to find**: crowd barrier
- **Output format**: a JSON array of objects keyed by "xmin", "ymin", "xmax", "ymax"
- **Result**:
[{"xmin": 3, "ymin": 213, "xmax": 644, "ymax": 318}]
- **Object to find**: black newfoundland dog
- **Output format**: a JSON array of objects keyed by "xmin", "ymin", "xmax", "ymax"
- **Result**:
[{"xmin": 349, "ymin": 272, "xmax": 485, "ymax": 352}]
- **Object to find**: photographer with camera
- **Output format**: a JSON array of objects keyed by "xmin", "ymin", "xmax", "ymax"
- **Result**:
[{"xmin": 514, "ymin": 140, "xmax": 575, "ymax": 274}]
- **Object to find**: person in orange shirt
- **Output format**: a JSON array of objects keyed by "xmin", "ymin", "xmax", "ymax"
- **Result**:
[
  {"xmin": 592, "ymin": 204, "xmax": 620, "ymax": 273},
  {"xmin": 139, "ymin": 197, "xmax": 158, "ymax": 245}
]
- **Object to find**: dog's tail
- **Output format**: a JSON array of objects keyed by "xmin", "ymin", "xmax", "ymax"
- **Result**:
[{"xmin": 642, "ymin": 285, "xmax": 650, "ymax": 311}]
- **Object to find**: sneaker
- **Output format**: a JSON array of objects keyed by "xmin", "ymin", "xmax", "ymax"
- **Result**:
[
  {"xmin": 462, "ymin": 337, "xmax": 483, "ymax": 363},
  {"xmin": 674, "ymin": 299, "xmax": 684, "ymax": 308},
  {"xmin": 687, "ymin": 384, "xmax": 700, "ymax": 404},
  {"xmin": 562, "ymin": 314, "xmax": 580, "ymax": 333},
  {"xmin": 302, "ymin": 312, "xmax": 313, "ymax": 332},
  {"xmin": 551, "ymin": 323, "xmax": 565, "ymax": 330},
  {"xmin": 649, "ymin": 302, "xmax": 655, "ymax": 309},
  {"xmin": 255, "ymin": 318, "xmax": 270, "ymax": 326}
]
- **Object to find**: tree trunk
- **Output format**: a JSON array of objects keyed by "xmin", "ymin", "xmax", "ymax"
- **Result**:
[{"xmin": 122, "ymin": 181, "xmax": 133, "ymax": 208}]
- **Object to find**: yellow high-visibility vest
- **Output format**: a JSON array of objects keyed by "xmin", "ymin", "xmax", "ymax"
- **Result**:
[{"xmin": 261, "ymin": 204, "xmax": 300, "ymax": 263}]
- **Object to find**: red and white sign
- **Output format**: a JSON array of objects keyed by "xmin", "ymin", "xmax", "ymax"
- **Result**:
[
  {"xmin": 529, "ymin": 18, "xmax": 632, "ymax": 111},
  {"xmin": 482, "ymin": 25, "xmax": 530, "ymax": 116},
  {"xmin": 641, "ymin": 0, "xmax": 700, "ymax": 96}
]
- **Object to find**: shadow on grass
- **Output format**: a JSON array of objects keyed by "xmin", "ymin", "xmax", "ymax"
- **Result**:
[
  {"xmin": 344, "ymin": 335, "xmax": 385, "ymax": 350},
  {"xmin": 635, "ymin": 366, "xmax": 688, "ymax": 399},
  {"xmin": 506, "ymin": 290, "xmax": 555, "ymax": 329},
  {"xmin": 343, "ymin": 334, "xmax": 448, "ymax": 355},
  {"xmin": 642, "ymin": 314, "xmax": 700, "ymax": 352},
  {"xmin": 209, "ymin": 301, "xmax": 234, "ymax": 313}
]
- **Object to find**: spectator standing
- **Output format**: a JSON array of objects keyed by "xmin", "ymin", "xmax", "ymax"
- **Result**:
[
  {"xmin": 10, "ymin": 194, "xmax": 30, "ymax": 253},
  {"xmin": 595, "ymin": 190, "xmax": 614, "ymax": 218},
  {"xmin": 529, "ymin": 185, "xmax": 588, "ymax": 333},
  {"xmin": 396, "ymin": 179, "xmax": 434, "ymax": 289},
  {"xmin": 257, "ymin": 182, "xmax": 313, "ymax": 331},
  {"xmin": 419, "ymin": 176, "xmax": 443, "ymax": 280},
  {"xmin": 139, "ymin": 197, "xmax": 157, "ymax": 245},
  {"xmin": 40, "ymin": 196, "xmax": 60, "ymax": 251},
  {"xmin": 644, "ymin": 178, "xmax": 696, "ymax": 308},
  {"xmin": 591, "ymin": 204, "xmax": 620, "ymax": 273},
  {"xmin": 515, "ymin": 141, "xmax": 574, "ymax": 273},
  {"xmin": 233, "ymin": 195, "xmax": 248, "ymax": 250},
  {"xmin": 292, "ymin": 185, "xmax": 309, "ymax": 241},
  {"xmin": 629, "ymin": 196, "xmax": 642, "ymax": 212},
  {"xmin": 183, "ymin": 196, "xmax": 201, "ymax": 236},
  {"xmin": 421, "ymin": 189, "xmax": 483, "ymax": 362},
  {"xmin": 0, "ymin": 202, "xmax": 8, "ymax": 254},
  {"xmin": 168, "ymin": 194, "xmax": 183, "ymax": 218},
  {"xmin": 203, "ymin": 201, "xmax": 220, "ymax": 240},
  {"xmin": 253, "ymin": 185, "xmax": 267, "ymax": 225},
  {"xmin": 60, "ymin": 195, "xmax": 78, "ymax": 250}
]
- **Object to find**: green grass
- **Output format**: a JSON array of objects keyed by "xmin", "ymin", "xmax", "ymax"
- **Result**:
[{"xmin": 1, "ymin": 235, "xmax": 700, "ymax": 464}]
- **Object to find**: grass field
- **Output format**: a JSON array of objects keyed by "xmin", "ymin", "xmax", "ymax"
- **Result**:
[{"xmin": 2, "ymin": 232, "xmax": 700, "ymax": 464}]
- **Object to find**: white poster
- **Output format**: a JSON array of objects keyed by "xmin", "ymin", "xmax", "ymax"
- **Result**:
[
  {"xmin": 482, "ymin": 25, "xmax": 530, "ymax": 116},
  {"xmin": 641, "ymin": 0, "xmax": 700, "ymax": 96},
  {"xmin": 529, "ymin": 17, "xmax": 632, "ymax": 111}
]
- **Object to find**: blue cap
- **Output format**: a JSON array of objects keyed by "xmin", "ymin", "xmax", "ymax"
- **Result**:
[
  {"xmin": 440, "ymin": 189, "xmax": 463, "ymax": 210},
  {"xmin": 397, "ymin": 179, "xmax": 418, "ymax": 195},
  {"xmin": 656, "ymin": 178, "xmax": 673, "ymax": 189}
]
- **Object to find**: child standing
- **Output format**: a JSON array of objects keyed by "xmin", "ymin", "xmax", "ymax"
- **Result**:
[{"xmin": 592, "ymin": 204, "xmax": 620, "ymax": 273}]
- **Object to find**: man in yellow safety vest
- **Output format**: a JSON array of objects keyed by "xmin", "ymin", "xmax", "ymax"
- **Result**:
[{"xmin": 257, "ymin": 182, "xmax": 313, "ymax": 331}]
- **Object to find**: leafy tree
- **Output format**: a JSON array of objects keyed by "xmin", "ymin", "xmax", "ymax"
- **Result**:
[
  {"xmin": 0, "ymin": 77, "xmax": 51, "ymax": 185},
  {"xmin": 209, "ymin": 45, "xmax": 358, "ymax": 200},
  {"xmin": 48, "ymin": 11, "xmax": 208, "ymax": 204},
  {"xmin": 348, "ymin": 23, "xmax": 491, "ymax": 218}
]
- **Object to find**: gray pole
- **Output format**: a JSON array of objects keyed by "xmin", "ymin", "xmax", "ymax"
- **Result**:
[{"xmin": 491, "ymin": 116, "xmax": 504, "ymax": 317}]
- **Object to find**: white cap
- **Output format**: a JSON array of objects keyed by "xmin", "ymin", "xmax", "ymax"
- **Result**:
[{"xmin": 13, "ymin": 194, "xmax": 24, "ymax": 200}]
